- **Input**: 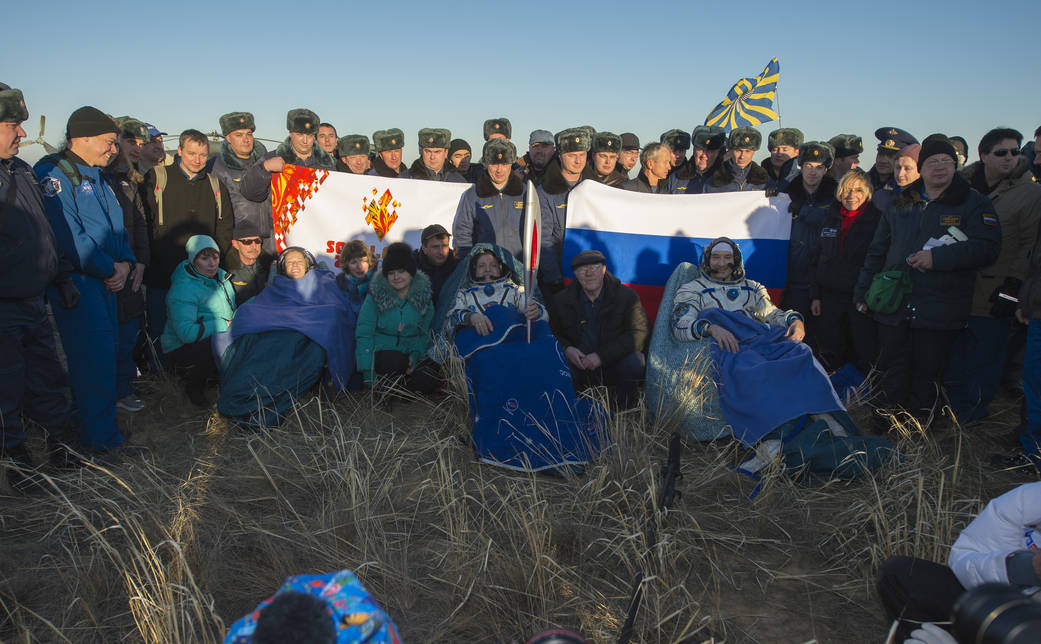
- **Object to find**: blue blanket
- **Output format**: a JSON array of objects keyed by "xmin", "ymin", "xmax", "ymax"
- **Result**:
[
  {"xmin": 698, "ymin": 308, "xmax": 844, "ymax": 447},
  {"xmin": 456, "ymin": 305, "xmax": 608, "ymax": 471},
  {"xmin": 229, "ymin": 268, "xmax": 357, "ymax": 391}
]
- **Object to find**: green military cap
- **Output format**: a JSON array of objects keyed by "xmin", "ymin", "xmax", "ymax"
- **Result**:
[
  {"xmin": 418, "ymin": 127, "xmax": 451, "ymax": 149},
  {"xmin": 798, "ymin": 141, "xmax": 834, "ymax": 167},
  {"xmin": 660, "ymin": 128, "xmax": 691, "ymax": 152},
  {"xmin": 827, "ymin": 134, "xmax": 863, "ymax": 158},
  {"xmin": 120, "ymin": 118, "xmax": 151, "ymax": 142},
  {"xmin": 556, "ymin": 127, "xmax": 592, "ymax": 153},
  {"xmin": 483, "ymin": 139, "xmax": 518, "ymax": 166},
  {"xmin": 728, "ymin": 127, "xmax": 762, "ymax": 151},
  {"xmin": 337, "ymin": 134, "xmax": 370, "ymax": 158},
  {"xmin": 592, "ymin": 131, "xmax": 622, "ymax": 154},
  {"xmin": 0, "ymin": 85, "xmax": 28, "ymax": 123},
  {"xmin": 286, "ymin": 108, "xmax": 320, "ymax": 134},
  {"xmin": 691, "ymin": 125, "xmax": 726, "ymax": 151},
  {"xmin": 768, "ymin": 127, "xmax": 803, "ymax": 150},
  {"xmin": 220, "ymin": 111, "xmax": 256, "ymax": 136},
  {"xmin": 483, "ymin": 117, "xmax": 511, "ymax": 140},
  {"xmin": 373, "ymin": 128, "xmax": 405, "ymax": 152}
]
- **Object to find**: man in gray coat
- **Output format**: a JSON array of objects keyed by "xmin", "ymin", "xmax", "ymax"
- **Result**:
[{"xmin": 207, "ymin": 112, "xmax": 271, "ymax": 251}]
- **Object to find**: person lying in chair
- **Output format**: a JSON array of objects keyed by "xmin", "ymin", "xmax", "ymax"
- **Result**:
[
  {"xmin": 671, "ymin": 237, "xmax": 805, "ymax": 348},
  {"xmin": 448, "ymin": 245, "xmax": 547, "ymax": 335}
]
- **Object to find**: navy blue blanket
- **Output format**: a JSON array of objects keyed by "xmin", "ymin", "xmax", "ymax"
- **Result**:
[
  {"xmin": 229, "ymin": 268, "xmax": 356, "ymax": 391},
  {"xmin": 698, "ymin": 308, "xmax": 844, "ymax": 447},
  {"xmin": 218, "ymin": 329, "xmax": 327, "ymax": 426},
  {"xmin": 456, "ymin": 305, "xmax": 608, "ymax": 471}
]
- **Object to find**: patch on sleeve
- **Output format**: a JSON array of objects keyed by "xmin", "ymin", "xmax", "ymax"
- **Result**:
[
  {"xmin": 41, "ymin": 176, "xmax": 61, "ymax": 196},
  {"xmin": 981, "ymin": 213, "xmax": 998, "ymax": 226},
  {"xmin": 672, "ymin": 303, "xmax": 692, "ymax": 327}
]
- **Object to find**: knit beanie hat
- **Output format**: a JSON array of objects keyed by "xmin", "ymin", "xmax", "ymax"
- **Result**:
[
  {"xmin": 67, "ymin": 106, "xmax": 118, "ymax": 139},
  {"xmin": 185, "ymin": 235, "xmax": 219, "ymax": 261},
  {"xmin": 381, "ymin": 242, "xmax": 416, "ymax": 276},
  {"xmin": 448, "ymin": 138, "xmax": 471, "ymax": 156},
  {"xmin": 917, "ymin": 136, "xmax": 958, "ymax": 171},
  {"xmin": 896, "ymin": 143, "xmax": 922, "ymax": 164}
]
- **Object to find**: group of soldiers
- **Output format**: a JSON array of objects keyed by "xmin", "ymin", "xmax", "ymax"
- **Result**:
[{"xmin": 2, "ymin": 73, "xmax": 1041, "ymax": 491}]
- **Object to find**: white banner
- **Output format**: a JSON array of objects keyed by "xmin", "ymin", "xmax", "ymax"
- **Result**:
[{"xmin": 273, "ymin": 165, "xmax": 469, "ymax": 269}]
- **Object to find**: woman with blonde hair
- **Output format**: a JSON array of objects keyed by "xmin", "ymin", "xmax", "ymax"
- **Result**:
[{"xmin": 810, "ymin": 168, "xmax": 882, "ymax": 372}]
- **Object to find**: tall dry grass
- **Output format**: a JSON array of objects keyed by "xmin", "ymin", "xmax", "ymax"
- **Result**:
[{"xmin": 0, "ymin": 364, "xmax": 1030, "ymax": 643}]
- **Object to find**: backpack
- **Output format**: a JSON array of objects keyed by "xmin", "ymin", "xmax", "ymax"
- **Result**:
[
  {"xmin": 152, "ymin": 164, "xmax": 222, "ymax": 226},
  {"xmin": 37, "ymin": 153, "xmax": 83, "ymax": 187}
]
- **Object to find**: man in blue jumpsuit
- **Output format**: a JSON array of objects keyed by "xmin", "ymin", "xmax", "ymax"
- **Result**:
[
  {"xmin": 0, "ymin": 83, "xmax": 80, "ymax": 487},
  {"xmin": 35, "ymin": 106, "xmax": 136, "ymax": 453}
]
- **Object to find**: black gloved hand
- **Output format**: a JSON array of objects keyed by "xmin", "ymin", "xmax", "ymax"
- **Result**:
[
  {"xmin": 988, "ymin": 276, "xmax": 1023, "ymax": 318},
  {"xmin": 765, "ymin": 187, "xmax": 780, "ymax": 198},
  {"xmin": 58, "ymin": 280, "xmax": 80, "ymax": 309}
]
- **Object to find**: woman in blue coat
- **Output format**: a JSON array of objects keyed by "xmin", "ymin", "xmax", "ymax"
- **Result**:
[{"xmin": 162, "ymin": 235, "xmax": 236, "ymax": 406}]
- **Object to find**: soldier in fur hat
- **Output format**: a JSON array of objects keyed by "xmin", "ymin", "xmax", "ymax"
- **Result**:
[
  {"xmin": 704, "ymin": 127, "xmax": 769, "ymax": 193},
  {"xmin": 368, "ymin": 128, "xmax": 409, "ymax": 178},
  {"xmin": 409, "ymin": 128, "xmax": 466, "ymax": 182}
]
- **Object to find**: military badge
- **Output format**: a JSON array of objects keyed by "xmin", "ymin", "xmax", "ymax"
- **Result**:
[
  {"xmin": 727, "ymin": 288, "xmax": 739, "ymax": 300},
  {"xmin": 981, "ymin": 214, "xmax": 998, "ymax": 226}
]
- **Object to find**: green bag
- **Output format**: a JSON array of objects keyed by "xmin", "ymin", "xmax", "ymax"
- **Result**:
[{"xmin": 865, "ymin": 269, "xmax": 912, "ymax": 314}]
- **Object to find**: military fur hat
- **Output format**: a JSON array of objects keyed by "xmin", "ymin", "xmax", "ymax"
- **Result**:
[
  {"xmin": 620, "ymin": 132, "xmax": 640, "ymax": 150},
  {"xmin": 660, "ymin": 129, "xmax": 691, "ymax": 152},
  {"xmin": 592, "ymin": 131, "xmax": 622, "ymax": 154},
  {"xmin": 874, "ymin": 127, "xmax": 917, "ymax": 153},
  {"xmin": 418, "ymin": 127, "xmax": 451, "ymax": 149},
  {"xmin": 827, "ymin": 134, "xmax": 863, "ymax": 158},
  {"xmin": 768, "ymin": 128, "xmax": 803, "ymax": 150},
  {"xmin": 483, "ymin": 117, "xmax": 511, "ymax": 140},
  {"xmin": 691, "ymin": 125, "xmax": 726, "ymax": 151},
  {"xmin": 120, "ymin": 118, "xmax": 151, "ymax": 143},
  {"xmin": 482, "ymin": 139, "xmax": 518, "ymax": 166},
  {"xmin": 373, "ymin": 128, "xmax": 404, "ymax": 152},
  {"xmin": 220, "ymin": 112, "xmax": 256, "ymax": 136},
  {"xmin": 337, "ymin": 134, "xmax": 370, "ymax": 157},
  {"xmin": 728, "ymin": 127, "xmax": 762, "ymax": 151},
  {"xmin": 0, "ymin": 85, "xmax": 28, "ymax": 123},
  {"xmin": 798, "ymin": 141, "xmax": 834, "ymax": 167},
  {"xmin": 286, "ymin": 108, "xmax": 320, "ymax": 134},
  {"xmin": 556, "ymin": 128, "xmax": 592, "ymax": 154}
]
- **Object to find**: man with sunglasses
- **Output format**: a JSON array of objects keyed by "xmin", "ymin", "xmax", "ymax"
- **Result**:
[
  {"xmin": 225, "ymin": 221, "xmax": 273, "ymax": 306},
  {"xmin": 946, "ymin": 128, "xmax": 1041, "ymax": 425}
]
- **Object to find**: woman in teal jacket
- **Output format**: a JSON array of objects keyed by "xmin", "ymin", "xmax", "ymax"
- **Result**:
[
  {"xmin": 355, "ymin": 242, "xmax": 439, "ymax": 392},
  {"xmin": 161, "ymin": 235, "xmax": 236, "ymax": 405}
]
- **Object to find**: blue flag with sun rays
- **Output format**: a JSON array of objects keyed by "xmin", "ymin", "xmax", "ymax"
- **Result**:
[{"xmin": 704, "ymin": 58, "xmax": 780, "ymax": 132}]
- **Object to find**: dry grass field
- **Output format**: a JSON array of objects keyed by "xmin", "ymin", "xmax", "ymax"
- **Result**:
[{"xmin": 0, "ymin": 367, "xmax": 1034, "ymax": 643}]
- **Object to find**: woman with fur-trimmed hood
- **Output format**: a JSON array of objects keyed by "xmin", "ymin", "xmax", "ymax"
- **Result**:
[{"xmin": 354, "ymin": 242, "xmax": 439, "ymax": 392}]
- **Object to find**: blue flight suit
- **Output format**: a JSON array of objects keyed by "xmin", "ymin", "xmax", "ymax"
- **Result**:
[
  {"xmin": 0, "ymin": 155, "xmax": 77, "ymax": 451},
  {"xmin": 35, "ymin": 152, "xmax": 135, "ymax": 451}
]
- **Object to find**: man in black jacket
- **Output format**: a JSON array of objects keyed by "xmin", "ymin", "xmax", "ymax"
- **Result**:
[
  {"xmin": 854, "ymin": 137, "xmax": 1002, "ymax": 423},
  {"xmin": 141, "ymin": 129, "xmax": 234, "ymax": 362},
  {"xmin": 413, "ymin": 224, "xmax": 458, "ymax": 305},
  {"xmin": 550, "ymin": 250, "xmax": 649, "ymax": 409},
  {"xmin": 0, "ymin": 83, "xmax": 79, "ymax": 486}
]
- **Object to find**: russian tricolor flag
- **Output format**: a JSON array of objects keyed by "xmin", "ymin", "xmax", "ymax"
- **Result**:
[{"xmin": 562, "ymin": 182, "xmax": 793, "ymax": 324}]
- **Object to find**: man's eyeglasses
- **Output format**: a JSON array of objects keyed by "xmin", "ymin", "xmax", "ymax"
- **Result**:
[
  {"xmin": 990, "ymin": 148, "xmax": 1021, "ymax": 158},
  {"xmin": 237, "ymin": 238, "xmax": 262, "ymax": 246}
]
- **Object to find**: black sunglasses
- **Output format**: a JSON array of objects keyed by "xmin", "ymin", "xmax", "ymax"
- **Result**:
[
  {"xmin": 237, "ymin": 238, "xmax": 262, "ymax": 245},
  {"xmin": 991, "ymin": 148, "xmax": 1021, "ymax": 158}
]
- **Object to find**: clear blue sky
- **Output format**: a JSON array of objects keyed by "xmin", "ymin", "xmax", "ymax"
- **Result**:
[{"xmin": 5, "ymin": 0, "xmax": 1039, "ymax": 166}]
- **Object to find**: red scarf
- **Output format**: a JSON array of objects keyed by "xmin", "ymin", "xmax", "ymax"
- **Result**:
[{"xmin": 839, "ymin": 204, "xmax": 866, "ymax": 250}]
